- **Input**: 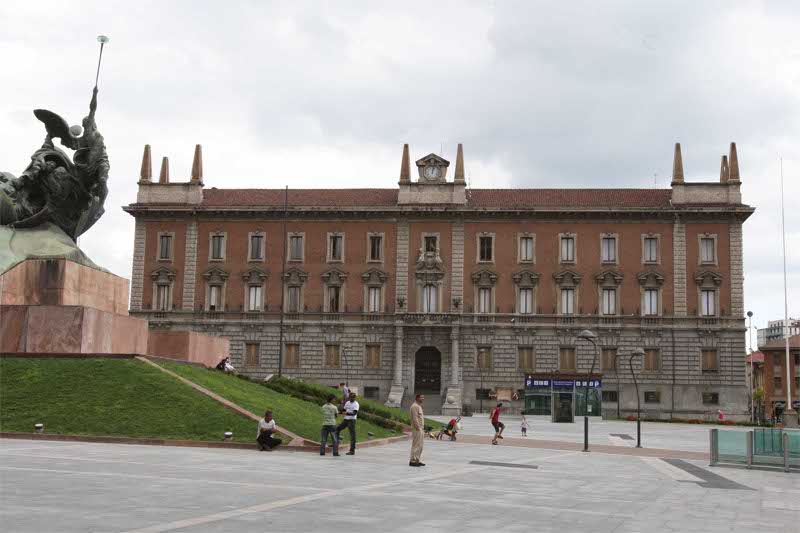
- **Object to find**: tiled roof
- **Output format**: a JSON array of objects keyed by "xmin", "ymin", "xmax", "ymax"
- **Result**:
[
  {"xmin": 745, "ymin": 351, "xmax": 764, "ymax": 364},
  {"xmin": 760, "ymin": 334, "xmax": 800, "ymax": 350},
  {"xmin": 200, "ymin": 188, "xmax": 673, "ymax": 209}
]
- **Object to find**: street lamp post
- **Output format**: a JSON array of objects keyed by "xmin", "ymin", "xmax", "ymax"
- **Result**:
[
  {"xmin": 576, "ymin": 329, "xmax": 599, "ymax": 453},
  {"xmin": 478, "ymin": 348, "xmax": 485, "ymax": 414},
  {"xmin": 342, "ymin": 345, "xmax": 350, "ymax": 390},
  {"xmin": 628, "ymin": 348, "xmax": 645, "ymax": 448},
  {"xmin": 747, "ymin": 310, "xmax": 754, "ymax": 425}
]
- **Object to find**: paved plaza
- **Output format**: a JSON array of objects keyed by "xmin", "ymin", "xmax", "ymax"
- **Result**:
[{"xmin": 1, "ymin": 419, "xmax": 798, "ymax": 533}]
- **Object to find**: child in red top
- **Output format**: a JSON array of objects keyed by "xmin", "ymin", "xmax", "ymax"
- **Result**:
[{"xmin": 490, "ymin": 403, "xmax": 505, "ymax": 445}]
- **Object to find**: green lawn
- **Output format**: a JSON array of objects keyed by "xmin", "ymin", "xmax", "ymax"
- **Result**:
[
  {"xmin": 155, "ymin": 360, "xmax": 396, "ymax": 442},
  {"xmin": 0, "ymin": 358, "xmax": 257, "ymax": 443}
]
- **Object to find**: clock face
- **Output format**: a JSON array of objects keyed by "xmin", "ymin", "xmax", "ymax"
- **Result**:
[{"xmin": 423, "ymin": 165, "xmax": 440, "ymax": 179}]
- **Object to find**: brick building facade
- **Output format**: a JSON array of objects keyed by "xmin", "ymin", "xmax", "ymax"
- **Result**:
[{"xmin": 124, "ymin": 142, "xmax": 754, "ymax": 419}]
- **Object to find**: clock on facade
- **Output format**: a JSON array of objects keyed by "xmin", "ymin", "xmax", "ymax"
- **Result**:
[{"xmin": 423, "ymin": 165, "xmax": 441, "ymax": 180}]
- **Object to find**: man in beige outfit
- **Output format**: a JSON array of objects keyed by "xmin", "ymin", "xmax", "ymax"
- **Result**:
[{"xmin": 409, "ymin": 393, "xmax": 426, "ymax": 467}]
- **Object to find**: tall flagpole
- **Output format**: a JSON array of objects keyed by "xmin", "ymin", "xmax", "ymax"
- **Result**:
[{"xmin": 779, "ymin": 157, "xmax": 796, "ymax": 425}]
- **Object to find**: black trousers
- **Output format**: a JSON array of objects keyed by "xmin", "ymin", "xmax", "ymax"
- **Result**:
[
  {"xmin": 335, "ymin": 419, "xmax": 356, "ymax": 453},
  {"xmin": 257, "ymin": 431, "xmax": 282, "ymax": 450}
]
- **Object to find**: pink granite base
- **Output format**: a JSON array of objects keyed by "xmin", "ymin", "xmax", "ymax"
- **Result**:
[{"xmin": 147, "ymin": 330, "xmax": 229, "ymax": 368}]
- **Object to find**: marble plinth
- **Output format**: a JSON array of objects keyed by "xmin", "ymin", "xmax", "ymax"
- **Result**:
[{"xmin": 148, "ymin": 330, "xmax": 229, "ymax": 368}]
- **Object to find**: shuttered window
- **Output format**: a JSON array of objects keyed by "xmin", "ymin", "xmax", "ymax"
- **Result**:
[
  {"xmin": 284, "ymin": 343, "xmax": 300, "ymax": 368},
  {"xmin": 245, "ymin": 343, "xmax": 260, "ymax": 368},
  {"xmin": 560, "ymin": 347, "xmax": 576, "ymax": 371}
]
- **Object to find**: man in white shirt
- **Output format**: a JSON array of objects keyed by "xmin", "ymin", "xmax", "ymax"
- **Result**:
[
  {"xmin": 256, "ymin": 410, "xmax": 282, "ymax": 451},
  {"xmin": 335, "ymin": 392, "xmax": 359, "ymax": 455}
]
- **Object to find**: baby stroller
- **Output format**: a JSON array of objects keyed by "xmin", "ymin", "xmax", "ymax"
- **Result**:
[{"xmin": 436, "ymin": 417, "xmax": 461, "ymax": 441}]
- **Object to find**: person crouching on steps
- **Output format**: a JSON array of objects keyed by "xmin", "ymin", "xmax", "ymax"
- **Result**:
[
  {"xmin": 336, "ymin": 392, "xmax": 359, "ymax": 455},
  {"xmin": 257, "ymin": 411, "xmax": 282, "ymax": 451},
  {"xmin": 320, "ymin": 394, "xmax": 340, "ymax": 456}
]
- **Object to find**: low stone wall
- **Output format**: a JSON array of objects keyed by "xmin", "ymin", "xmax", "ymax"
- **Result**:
[{"xmin": 147, "ymin": 330, "xmax": 229, "ymax": 368}]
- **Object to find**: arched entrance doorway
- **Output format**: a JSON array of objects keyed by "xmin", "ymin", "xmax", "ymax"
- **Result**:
[{"xmin": 414, "ymin": 347, "xmax": 442, "ymax": 394}]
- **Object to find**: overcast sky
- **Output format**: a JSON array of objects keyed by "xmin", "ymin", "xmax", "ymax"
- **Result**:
[{"xmin": 1, "ymin": 1, "xmax": 797, "ymax": 345}]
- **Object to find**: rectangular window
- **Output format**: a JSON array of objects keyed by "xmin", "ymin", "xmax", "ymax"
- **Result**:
[
  {"xmin": 365, "ymin": 344, "xmax": 381, "ymax": 369},
  {"xmin": 156, "ymin": 284, "xmax": 169, "ymax": 311},
  {"xmin": 773, "ymin": 377, "xmax": 782, "ymax": 390},
  {"xmin": 328, "ymin": 286, "xmax": 341, "ymax": 312},
  {"xmin": 284, "ymin": 343, "xmax": 300, "ymax": 368},
  {"xmin": 248, "ymin": 285, "xmax": 262, "ymax": 312},
  {"xmin": 644, "ymin": 391, "xmax": 660, "ymax": 403},
  {"xmin": 479, "ymin": 236, "xmax": 493, "ymax": 262},
  {"xmin": 329, "ymin": 235, "xmax": 343, "ymax": 261},
  {"xmin": 425, "ymin": 236, "xmax": 437, "ymax": 252},
  {"xmin": 369, "ymin": 235, "xmax": 382, "ymax": 261},
  {"xmin": 700, "ymin": 237, "xmax": 715, "ymax": 263},
  {"xmin": 601, "ymin": 288, "xmax": 616, "ymax": 315},
  {"xmin": 518, "ymin": 347, "xmax": 534, "ymax": 370},
  {"xmin": 244, "ymin": 343, "xmax": 260, "ymax": 368},
  {"xmin": 644, "ymin": 349, "xmax": 660, "ymax": 371},
  {"xmin": 602, "ymin": 348, "xmax": 617, "ymax": 371},
  {"xmin": 643, "ymin": 289, "xmax": 659, "ymax": 316},
  {"xmin": 702, "ymin": 392, "xmax": 719, "ymax": 405},
  {"xmin": 643, "ymin": 237, "xmax": 658, "ymax": 263},
  {"xmin": 559, "ymin": 347, "xmax": 576, "ymax": 371},
  {"xmin": 249, "ymin": 234, "xmax": 264, "ymax": 260},
  {"xmin": 561, "ymin": 288, "xmax": 575, "ymax": 315},
  {"xmin": 364, "ymin": 386, "xmax": 380, "ymax": 400},
  {"xmin": 561, "ymin": 236, "xmax": 575, "ymax": 262},
  {"xmin": 476, "ymin": 388, "xmax": 491, "ymax": 400},
  {"xmin": 519, "ymin": 236, "xmax": 534, "ymax": 262},
  {"xmin": 211, "ymin": 235, "xmax": 224, "ymax": 260},
  {"xmin": 368, "ymin": 287, "xmax": 381, "ymax": 313},
  {"xmin": 702, "ymin": 349, "xmax": 718, "ymax": 372},
  {"xmin": 602, "ymin": 390, "xmax": 618, "ymax": 402},
  {"xmin": 289, "ymin": 235, "xmax": 303, "ymax": 261},
  {"xmin": 601, "ymin": 237, "xmax": 616, "ymax": 263},
  {"xmin": 422, "ymin": 284, "xmax": 438, "ymax": 313},
  {"xmin": 477, "ymin": 347, "xmax": 492, "ymax": 369},
  {"xmin": 518, "ymin": 288, "xmax": 533, "ymax": 314},
  {"xmin": 324, "ymin": 344, "xmax": 340, "ymax": 368},
  {"xmin": 478, "ymin": 287, "xmax": 492, "ymax": 314},
  {"xmin": 159, "ymin": 235, "xmax": 172, "ymax": 260},
  {"xmin": 701, "ymin": 290, "xmax": 716, "ymax": 316},
  {"xmin": 208, "ymin": 285, "xmax": 221, "ymax": 311},
  {"xmin": 287, "ymin": 286, "xmax": 301, "ymax": 313}
]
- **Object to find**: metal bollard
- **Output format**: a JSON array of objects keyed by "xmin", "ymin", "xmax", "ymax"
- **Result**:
[
  {"xmin": 746, "ymin": 431, "xmax": 753, "ymax": 468},
  {"xmin": 34, "ymin": 423, "xmax": 44, "ymax": 434},
  {"xmin": 223, "ymin": 431, "xmax": 233, "ymax": 442},
  {"xmin": 709, "ymin": 428, "xmax": 718, "ymax": 466},
  {"xmin": 784, "ymin": 432, "xmax": 790, "ymax": 473}
]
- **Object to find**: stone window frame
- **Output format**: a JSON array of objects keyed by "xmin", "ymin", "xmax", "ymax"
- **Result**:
[
  {"xmin": 419, "ymin": 282, "xmax": 441, "ymax": 313},
  {"xmin": 476, "ymin": 232, "xmax": 496, "ymax": 264},
  {"xmin": 361, "ymin": 268, "xmax": 388, "ymax": 313},
  {"xmin": 601, "ymin": 347, "xmax": 618, "ymax": 371},
  {"xmin": 282, "ymin": 267, "xmax": 308, "ymax": 313},
  {"xmin": 637, "ymin": 270, "xmax": 665, "ymax": 317},
  {"xmin": 559, "ymin": 232, "xmax": 577, "ymax": 265},
  {"xmin": 321, "ymin": 268, "xmax": 348, "ymax": 313},
  {"xmin": 595, "ymin": 270, "xmax": 622, "ymax": 316},
  {"xmin": 242, "ymin": 267, "xmax": 269, "ymax": 312},
  {"xmin": 518, "ymin": 346, "xmax": 535, "ymax": 371},
  {"xmin": 702, "ymin": 392, "xmax": 720, "ymax": 405},
  {"xmin": 517, "ymin": 232, "xmax": 536, "ymax": 264},
  {"xmin": 324, "ymin": 343, "xmax": 341, "ymax": 369},
  {"xmin": 288, "ymin": 232, "xmax": 305, "ymax": 263},
  {"xmin": 150, "ymin": 267, "xmax": 176, "ymax": 311},
  {"xmin": 512, "ymin": 269, "xmax": 539, "ymax": 315},
  {"xmin": 701, "ymin": 348, "xmax": 719, "ymax": 373},
  {"xmin": 599, "ymin": 233, "xmax": 619, "ymax": 265},
  {"xmin": 554, "ymin": 269, "xmax": 581, "ymax": 315},
  {"xmin": 208, "ymin": 231, "xmax": 227, "ymax": 262},
  {"xmin": 641, "ymin": 233, "xmax": 661, "ymax": 265},
  {"xmin": 363, "ymin": 386, "xmax": 380, "ymax": 400},
  {"xmin": 476, "ymin": 346, "xmax": 493, "ymax": 370},
  {"xmin": 327, "ymin": 231, "xmax": 345, "ymax": 263},
  {"xmin": 244, "ymin": 342, "xmax": 261, "ymax": 368},
  {"xmin": 694, "ymin": 270, "xmax": 723, "ymax": 317},
  {"xmin": 559, "ymin": 346, "xmax": 577, "ymax": 372},
  {"xmin": 157, "ymin": 231, "xmax": 175, "ymax": 262},
  {"xmin": 366, "ymin": 232, "xmax": 384, "ymax": 263},
  {"xmin": 421, "ymin": 232, "xmax": 440, "ymax": 254},
  {"xmin": 644, "ymin": 391, "xmax": 661, "ymax": 404},
  {"xmin": 472, "ymin": 269, "xmax": 498, "ymax": 314},
  {"xmin": 698, "ymin": 233, "xmax": 719, "ymax": 266},
  {"xmin": 247, "ymin": 231, "xmax": 266, "ymax": 263},
  {"xmin": 284, "ymin": 342, "xmax": 301, "ymax": 369},
  {"xmin": 364, "ymin": 343, "xmax": 381, "ymax": 369},
  {"xmin": 643, "ymin": 348, "xmax": 661, "ymax": 372},
  {"xmin": 202, "ymin": 267, "xmax": 229, "ymax": 312}
]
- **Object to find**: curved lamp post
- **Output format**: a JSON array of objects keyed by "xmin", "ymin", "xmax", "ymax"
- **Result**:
[
  {"xmin": 576, "ymin": 329, "xmax": 599, "ymax": 452},
  {"xmin": 628, "ymin": 347, "xmax": 645, "ymax": 448}
]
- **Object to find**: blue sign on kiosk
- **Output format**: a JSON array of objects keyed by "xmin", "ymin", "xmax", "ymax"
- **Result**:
[{"xmin": 524, "ymin": 375, "xmax": 602, "ymax": 421}]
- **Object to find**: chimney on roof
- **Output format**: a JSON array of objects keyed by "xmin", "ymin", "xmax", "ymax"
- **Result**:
[
  {"xmin": 139, "ymin": 144, "xmax": 152, "ymax": 183},
  {"xmin": 399, "ymin": 144, "xmax": 411, "ymax": 184},
  {"xmin": 454, "ymin": 143, "xmax": 465, "ymax": 183},
  {"xmin": 671, "ymin": 143, "xmax": 684, "ymax": 183},
  {"xmin": 159, "ymin": 157, "xmax": 170, "ymax": 184},
  {"xmin": 728, "ymin": 142, "xmax": 740, "ymax": 182},
  {"xmin": 719, "ymin": 155, "xmax": 729, "ymax": 183},
  {"xmin": 190, "ymin": 144, "xmax": 203, "ymax": 183}
]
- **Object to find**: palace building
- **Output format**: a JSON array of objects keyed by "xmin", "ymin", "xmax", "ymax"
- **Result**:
[{"xmin": 124, "ymin": 142, "xmax": 753, "ymax": 419}]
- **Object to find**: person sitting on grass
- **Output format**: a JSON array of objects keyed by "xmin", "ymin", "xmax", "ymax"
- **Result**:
[{"xmin": 256, "ymin": 410, "xmax": 282, "ymax": 451}]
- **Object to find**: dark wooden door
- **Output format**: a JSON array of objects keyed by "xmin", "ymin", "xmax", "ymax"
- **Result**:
[{"xmin": 414, "ymin": 348, "xmax": 441, "ymax": 392}]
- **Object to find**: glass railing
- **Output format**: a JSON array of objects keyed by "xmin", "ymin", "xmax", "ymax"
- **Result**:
[{"xmin": 711, "ymin": 428, "xmax": 800, "ymax": 470}]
